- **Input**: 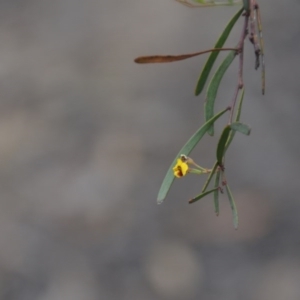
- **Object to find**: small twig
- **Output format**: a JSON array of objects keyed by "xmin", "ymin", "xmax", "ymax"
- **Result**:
[
  {"xmin": 249, "ymin": 0, "xmax": 260, "ymax": 69},
  {"xmin": 253, "ymin": 0, "xmax": 265, "ymax": 94},
  {"xmin": 221, "ymin": 170, "xmax": 227, "ymax": 186},
  {"xmin": 228, "ymin": 13, "xmax": 249, "ymax": 124}
]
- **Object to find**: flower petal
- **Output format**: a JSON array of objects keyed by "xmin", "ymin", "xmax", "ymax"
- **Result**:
[{"xmin": 172, "ymin": 159, "xmax": 189, "ymax": 178}]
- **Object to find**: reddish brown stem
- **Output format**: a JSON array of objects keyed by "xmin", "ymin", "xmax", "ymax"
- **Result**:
[
  {"xmin": 134, "ymin": 48, "xmax": 237, "ymax": 64},
  {"xmin": 229, "ymin": 13, "xmax": 249, "ymax": 124}
]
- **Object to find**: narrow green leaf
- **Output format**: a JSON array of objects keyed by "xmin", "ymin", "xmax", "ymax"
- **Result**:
[
  {"xmin": 230, "ymin": 122, "xmax": 251, "ymax": 135},
  {"xmin": 189, "ymin": 187, "xmax": 219, "ymax": 204},
  {"xmin": 205, "ymin": 49, "xmax": 237, "ymax": 136},
  {"xmin": 202, "ymin": 161, "xmax": 218, "ymax": 193},
  {"xmin": 195, "ymin": 7, "xmax": 243, "ymax": 96},
  {"xmin": 225, "ymin": 88, "xmax": 244, "ymax": 152},
  {"xmin": 157, "ymin": 107, "xmax": 229, "ymax": 204},
  {"xmin": 214, "ymin": 170, "xmax": 221, "ymax": 216},
  {"xmin": 225, "ymin": 184, "xmax": 238, "ymax": 229},
  {"xmin": 216, "ymin": 125, "xmax": 231, "ymax": 164},
  {"xmin": 234, "ymin": 87, "xmax": 245, "ymax": 122}
]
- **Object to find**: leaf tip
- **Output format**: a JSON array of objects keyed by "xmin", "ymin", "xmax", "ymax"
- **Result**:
[
  {"xmin": 195, "ymin": 87, "xmax": 201, "ymax": 96},
  {"xmin": 157, "ymin": 197, "xmax": 164, "ymax": 205},
  {"xmin": 208, "ymin": 128, "xmax": 214, "ymax": 136},
  {"xmin": 233, "ymin": 217, "xmax": 239, "ymax": 229}
]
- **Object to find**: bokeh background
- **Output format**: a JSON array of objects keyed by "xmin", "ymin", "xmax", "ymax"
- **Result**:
[{"xmin": 1, "ymin": 1, "xmax": 300, "ymax": 299}]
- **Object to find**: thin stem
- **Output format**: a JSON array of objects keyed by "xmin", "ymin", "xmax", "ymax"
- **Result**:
[
  {"xmin": 254, "ymin": 0, "xmax": 265, "ymax": 94},
  {"xmin": 189, "ymin": 168, "xmax": 211, "ymax": 175},
  {"xmin": 249, "ymin": 0, "xmax": 260, "ymax": 69},
  {"xmin": 221, "ymin": 171, "xmax": 227, "ymax": 186},
  {"xmin": 134, "ymin": 47, "xmax": 238, "ymax": 64},
  {"xmin": 229, "ymin": 13, "xmax": 249, "ymax": 124}
]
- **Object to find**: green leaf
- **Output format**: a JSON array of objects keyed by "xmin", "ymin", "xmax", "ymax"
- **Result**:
[
  {"xmin": 234, "ymin": 87, "xmax": 245, "ymax": 122},
  {"xmin": 214, "ymin": 170, "xmax": 221, "ymax": 216},
  {"xmin": 189, "ymin": 187, "xmax": 219, "ymax": 204},
  {"xmin": 195, "ymin": 7, "xmax": 243, "ymax": 96},
  {"xmin": 205, "ymin": 49, "xmax": 237, "ymax": 136},
  {"xmin": 201, "ymin": 161, "xmax": 218, "ymax": 193},
  {"xmin": 157, "ymin": 107, "xmax": 229, "ymax": 204},
  {"xmin": 225, "ymin": 88, "xmax": 244, "ymax": 152},
  {"xmin": 216, "ymin": 125, "xmax": 231, "ymax": 164},
  {"xmin": 225, "ymin": 184, "xmax": 238, "ymax": 229},
  {"xmin": 230, "ymin": 122, "xmax": 251, "ymax": 135}
]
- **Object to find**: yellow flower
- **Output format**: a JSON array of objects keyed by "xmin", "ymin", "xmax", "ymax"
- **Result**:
[{"xmin": 173, "ymin": 158, "xmax": 189, "ymax": 178}]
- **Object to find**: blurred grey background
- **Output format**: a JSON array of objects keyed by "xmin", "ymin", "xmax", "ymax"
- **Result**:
[{"xmin": 1, "ymin": 0, "xmax": 300, "ymax": 299}]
